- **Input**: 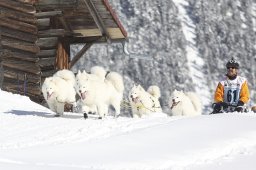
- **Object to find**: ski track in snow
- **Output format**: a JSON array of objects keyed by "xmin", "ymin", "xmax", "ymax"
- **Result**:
[
  {"xmin": 0, "ymin": 111, "xmax": 183, "ymax": 150},
  {"xmin": 2, "ymin": 89, "xmax": 256, "ymax": 170},
  {"xmin": 2, "ymin": 111, "xmax": 256, "ymax": 170}
]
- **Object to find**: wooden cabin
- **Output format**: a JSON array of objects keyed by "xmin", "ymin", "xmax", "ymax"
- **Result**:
[{"xmin": 0, "ymin": 0, "xmax": 127, "ymax": 103}]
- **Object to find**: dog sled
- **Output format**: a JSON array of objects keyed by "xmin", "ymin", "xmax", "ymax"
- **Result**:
[{"xmin": 211, "ymin": 103, "xmax": 249, "ymax": 114}]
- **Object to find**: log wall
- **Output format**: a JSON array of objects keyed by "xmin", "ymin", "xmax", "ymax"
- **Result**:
[
  {"xmin": 0, "ymin": 0, "xmax": 59, "ymax": 103},
  {"xmin": 0, "ymin": 0, "xmax": 40, "ymax": 102}
]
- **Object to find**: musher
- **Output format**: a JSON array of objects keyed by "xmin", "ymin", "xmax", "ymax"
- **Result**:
[{"xmin": 211, "ymin": 58, "xmax": 250, "ymax": 114}]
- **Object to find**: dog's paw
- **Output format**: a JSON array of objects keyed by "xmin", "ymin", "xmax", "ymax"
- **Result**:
[
  {"xmin": 54, "ymin": 114, "xmax": 61, "ymax": 117},
  {"xmin": 83, "ymin": 113, "xmax": 88, "ymax": 119},
  {"xmin": 88, "ymin": 111, "xmax": 96, "ymax": 115}
]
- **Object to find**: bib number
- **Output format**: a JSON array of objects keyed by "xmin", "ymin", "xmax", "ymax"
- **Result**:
[{"xmin": 225, "ymin": 89, "xmax": 239, "ymax": 105}]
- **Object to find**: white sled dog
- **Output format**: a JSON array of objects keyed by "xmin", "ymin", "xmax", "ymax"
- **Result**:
[
  {"xmin": 129, "ymin": 84, "xmax": 162, "ymax": 117},
  {"xmin": 75, "ymin": 66, "xmax": 106, "ymax": 115},
  {"xmin": 75, "ymin": 67, "xmax": 124, "ymax": 118},
  {"xmin": 169, "ymin": 89, "xmax": 202, "ymax": 116},
  {"xmin": 42, "ymin": 69, "xmax": 77, "ymax": 116}
]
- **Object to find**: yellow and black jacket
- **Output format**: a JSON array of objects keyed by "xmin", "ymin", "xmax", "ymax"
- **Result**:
[{"xmin": 214, "ymin": 76, "xmax": 249, "ymax": 105}]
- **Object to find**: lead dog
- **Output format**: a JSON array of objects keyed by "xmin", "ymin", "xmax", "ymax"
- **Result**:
[{"xmin": 75, "ymin": 67, "xmax": 124, "ymax": 118}]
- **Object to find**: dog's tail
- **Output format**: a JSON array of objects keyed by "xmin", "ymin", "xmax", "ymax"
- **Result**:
[
  {"xmin": 106, "ymin": 71, "xmax": 124, "ymax": 93},
  {"xmin": 186, "ymin": 92, "xmax": 202, "ymax": 114},
  {"xmin": 147, "ymin": 85, "xmax": 161, "ymax": 99},
  {"xmin": 54, "ymin": 69, "xmax": 76, "ymax": 86},
  {"xmin": 90, "ymin": 66, "xmax": 106, "ymax": 81}
]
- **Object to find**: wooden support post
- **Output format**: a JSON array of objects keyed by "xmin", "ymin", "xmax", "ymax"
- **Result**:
[
  {"xmin": 55, "ymin": 39, "xmax": 70, "ymax": 70},
  {"xmin": 69, "ymin": 43, "xmax": 93, "ymax": 69}
]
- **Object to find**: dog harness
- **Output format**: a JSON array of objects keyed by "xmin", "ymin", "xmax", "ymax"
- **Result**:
[{"xmin": 135, "ymin": 97, "xmax": 160, "ymax": 112}]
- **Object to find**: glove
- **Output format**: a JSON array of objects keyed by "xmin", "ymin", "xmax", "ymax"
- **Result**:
[
  {"xmin": 234, "ymin": 106, "xmax": 243, "ymax": 112},
  {"xmin": 220, "ymin": 102, "xmax": 229, "ymax": 108},
  {"xmin": 211, "ymin": 102, "xmax": 228, "ymax": 114},
  {"xmin": 234, "ymin": 101, "xmax": 244, "ymax": 112},
  {"xmin": 237, "ymin": 100, "xmax": 244, "ymax": 107}
]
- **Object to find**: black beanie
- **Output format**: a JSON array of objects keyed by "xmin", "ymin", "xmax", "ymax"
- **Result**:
[{"xmin": 226, "ymin": 57, "xmax": 239, "ymax": 69}]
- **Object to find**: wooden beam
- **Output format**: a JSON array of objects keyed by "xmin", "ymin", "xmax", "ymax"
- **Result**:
[
  {"xmin": 73, "ymin": 28, "xmax": 125, "ymax": 39},
  {"xmin": 1, "ymin": 40, "xmax": 40, "ymax": 54},
  {"xmin": 40, "ymin": 65, "xmax": 55, "ymax": 71},
  {"xmin": 0, "ymin": 26, "xmax": 37, "ymax": 43},
  {"xmin": 16, "ymin": 1, "xmax": 37, "ymax": 4},
  {"xmin": 38, "ymin": 29, "xmax": 72, "ymax": 38},
  {"xmin": 36, "ymin": 37, "xmax": 58, "ymax": 49},
  {"xmin": 41, "ymin": 70, "xmax": 56, "ymax": 78},
  {"xmin": 35, "ymin": 0, "xmax": 78, "ymax": 10},
  {"xmin": 107, "ymin": 28, "xmax": 125, "ymax": 39},
  {"xmin": 37, "ymin": 18, "xmax": 50, "ymax": 30},
  {"xmin": 0, "ymin": 17, "xmax": 37, "ymax": 34},
  {"xmin": 0, "ymin": 7, "xmax": 36, "ymax": 24},
  {"xmin": 0, "ymin": 0, "xmax": 36, "ymax": 13},
  {"xmin": 2, "ymin": 60, "xmax": 41, "ymax": 75},
  {"xmin": 83, "ymin": 0, "xmax": 111, "ymax": 41},
  {"xmin": 67, "ymin": 36, "xmax": 105, "ymax": 44},
  {"xmin": 3, "ymin": 69, "xmax": 41, "ymax": 84},
  {"xmin": 38, "ymin": 57, "xmax": 55, "ymax": 68},
  {"xmin": 37, "ymin": 49, "xmax": 56, "ymax": 58},
  {"xmin": 103, "ymin": 0, "xmax": 127, "ymax": 38},
  {"xmin": 68, "ymin": 20, "xmax": 97, "ymax": 27},
  {"xmin": 35, "ymin": 11, "xmax": 62, "ymax": 19},
  {"xmin": 73, "ymin": 29, "xmax": 102, "ymax": 37},
  {"xmin": 35, "ymin": 0, "xmax": 78, "ymax": 6},
  {"xmin": 2, "ymin": 81, "xmax": 42, "ymax": 96},
  {"xmin": 2, "ymin": 50, "xmax": 39, "ymax": 62},
  {"xmin": 58, "ymin": 16, "xmax": 72, "ymax": 32},
  {"xmin": 69, "ymin": 43, "xmax": 93, "ymax": 69},
  {"xmin": 55, "ymin": 41, "xmax": 70, "ymax": 70}
]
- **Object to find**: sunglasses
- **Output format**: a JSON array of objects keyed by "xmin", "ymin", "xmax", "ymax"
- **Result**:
[
  {"xmin": 228, "ymin": 60, "xmax": 238, "ymax": 63},
  {"xmin": 227, "ymin": 67, "xmax": 237, "ymax": 69}
]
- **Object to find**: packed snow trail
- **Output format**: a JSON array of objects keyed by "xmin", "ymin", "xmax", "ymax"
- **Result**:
[{"xmin": 2, "ymin": 90, "xmax": 256, "ymax": 170}]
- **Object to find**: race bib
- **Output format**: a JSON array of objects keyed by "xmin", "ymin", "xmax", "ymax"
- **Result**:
[
  {"xmin": 224, "ymin": 87, "xmax": 240, "ymax": 105},
  {"xmin": 220, "ymin": 76, "xmax": 246, "ymax": 106}
]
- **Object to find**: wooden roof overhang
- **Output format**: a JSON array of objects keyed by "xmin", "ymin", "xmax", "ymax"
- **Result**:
[
  {"xmin": 34, "ymin": 0, "xmax": 127, "ymax": 43},
  {"xmin": 33, "ymin": 0, "xmax": 128, "ymax": 69},
  {"xmin": 0, "ymin": 0, "xmax": 128, "ymax": 102}
]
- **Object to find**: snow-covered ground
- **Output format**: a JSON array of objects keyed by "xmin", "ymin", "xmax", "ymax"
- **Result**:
[{"xmin": 1, "ymin": 89, "xmax": 256, "ymax": 170}]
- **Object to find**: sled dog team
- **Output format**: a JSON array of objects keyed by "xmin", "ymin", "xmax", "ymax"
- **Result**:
[{"xmin": 42, "ymin": 66, "xmax": 202, "ymax": 118}]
